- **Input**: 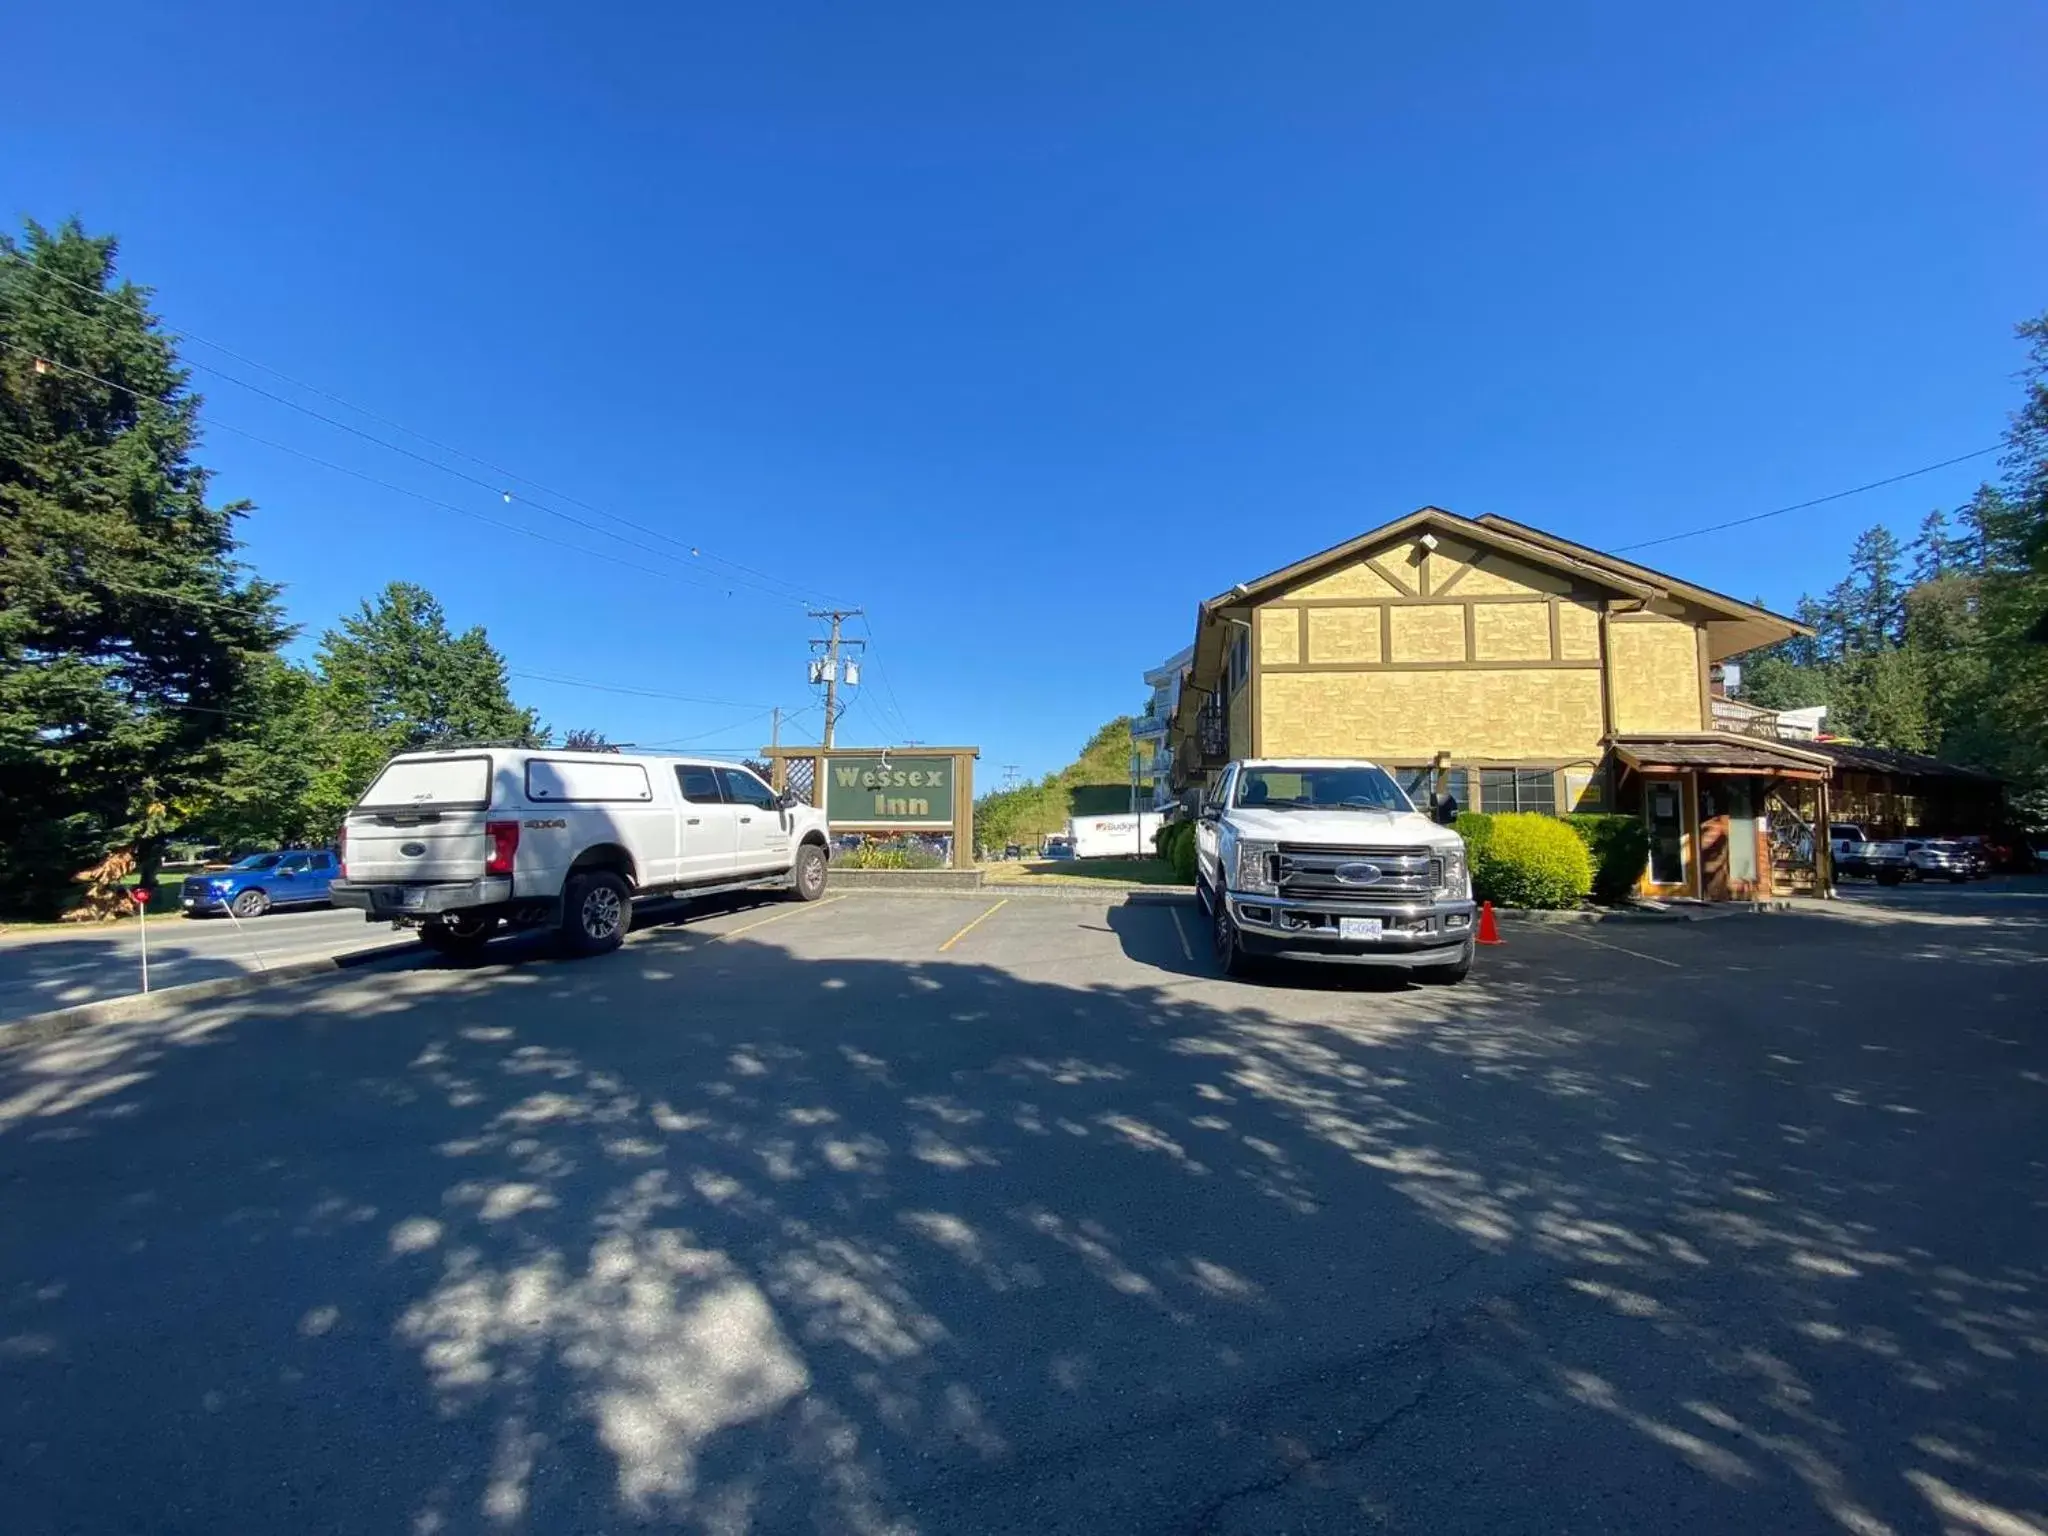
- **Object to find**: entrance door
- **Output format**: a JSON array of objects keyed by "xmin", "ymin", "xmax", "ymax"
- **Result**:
[
  {"xmin": 1646, "ymin": 777, "xmax": 1688, "ymax": 890},
  {"xmin": 1725, "ymin": 780, "xmax": 1760, "ymax": 893}
]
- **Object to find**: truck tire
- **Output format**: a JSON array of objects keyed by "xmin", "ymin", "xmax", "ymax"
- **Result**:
[
  {"xmin": 419, "ymin": 913, "xmax": 495, "ymax": 957},
  {"xmin": 561, "ymin": 870, "xmax": 630, "ymax": 955},
  {"xmin": 1419, "ymin": 941, "xmax": 1474, "ymax": 985},
  {"xmin": 231, "ymin": 888, "xmax": 270, "ymax": 919},
  {"xmin": 790, "ymin": 842, "xmax": 828, "ymax": 902},
  {"xmin": 1211, "ymin": 894, "xmax": 1253, "ymax": 979}
]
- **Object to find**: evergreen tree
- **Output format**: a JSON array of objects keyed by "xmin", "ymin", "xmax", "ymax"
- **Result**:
[
  {"xmin": 299, "ymin": 582, "xmax": 542, "ymax": 832},
  {"xmin": 0, "ymin": 219, "xmax": 287, "ymax": 914},
  {"xmin": 1910, "ymin": 509, "xmax": 1961, "ymax": 585},
  {"xmin": 1843, "ymin": 525, "xmax": 1906, "ymax": 651}
]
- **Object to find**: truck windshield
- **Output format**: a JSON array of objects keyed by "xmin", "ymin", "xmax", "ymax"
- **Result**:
[
  {"xmin": 229, "ymin": 853, "xmax": 282, "ymax": 871},
  {"xmin": 1234, "ymin": 765, "xmax": 1412, "ymax": 813}
]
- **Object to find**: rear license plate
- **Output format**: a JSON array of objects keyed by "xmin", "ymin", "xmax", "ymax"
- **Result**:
[
  {"xmin": 1339, "ymin": 917, "xmax": 1383, "ymax": 942},
  {"xmin": 397, "ymin": 888, "xmax": 427, "ymax": 909}
]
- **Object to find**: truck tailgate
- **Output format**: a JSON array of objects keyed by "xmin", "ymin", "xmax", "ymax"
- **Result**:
[{"xmin": 344, "ymin": 810, "xmax": 489, "ymax": 882}]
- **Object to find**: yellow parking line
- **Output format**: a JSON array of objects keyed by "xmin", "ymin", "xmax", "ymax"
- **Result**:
[
  {"xmin": 938, "ymin": 899, "xmax": 1009, "ymax": 952},
  {"xmin": 1168, "ymin": 905, "xmax": 1196, "ymax": 962},
  {"xmin": 714, "ymin": 894, "xmax": 847, "ymax": 942},
  {"xmin": 1551, "ymin": 925, "xmax": 1682, "ymax": 970}
]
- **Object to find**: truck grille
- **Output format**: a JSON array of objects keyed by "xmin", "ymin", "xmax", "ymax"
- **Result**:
[{"xmin": 1276, "ymin": 844, "xmax": 1441, "ymax": 901}]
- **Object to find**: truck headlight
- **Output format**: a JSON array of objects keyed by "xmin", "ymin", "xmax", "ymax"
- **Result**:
[
  {"xmin": 1232, "ymin": 838, "xmax": 1279, "ymax": 895},
  {"xmin": 1440, "ymin": 844, "xmax": 1469, "ymax": 897}
]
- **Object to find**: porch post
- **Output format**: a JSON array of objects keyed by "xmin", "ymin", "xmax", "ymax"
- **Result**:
[{"xmin": 1815, "ymin": 776, "xmax": 1834, "ymax": 899}]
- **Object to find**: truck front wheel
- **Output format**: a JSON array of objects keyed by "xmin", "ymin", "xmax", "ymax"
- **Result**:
[
  {"xmin": 1211, "ymin": 896, "xmax": 1253, "ymax": 979},
  {"xmin": 562, "ymin": 870, "xmax": 630, "ymax": 955},
  {"xmin": 790, "ymin": 843, "xmax": 828, "ymax": 902},
  {"xmin": 1419, "ymin": 941, "xmax": 1474, "ymax": 985}
]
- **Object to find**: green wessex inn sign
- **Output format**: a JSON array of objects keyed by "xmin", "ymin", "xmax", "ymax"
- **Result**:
[
  {"xmin": 764, "ymin": 745, "xmax": 981, "ymax": 870},
  {"xmin": 824, "ymin": 756, "xmax": 955, "ymax": 826}
]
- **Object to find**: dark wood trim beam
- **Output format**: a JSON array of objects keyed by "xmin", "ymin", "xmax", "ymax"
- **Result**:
[
  {"xmin": 1364, "ymin": 555, "xmax": 1417, "ymax": 597},
  {"xmin": 1548, "ymin": 597, "xmax": 1562, "ymax": 662},
  {"xmin": 1431, "ymin": 552, "xmax": 1483, "ymax": 598},
  {"xmin": 1463, "ymin": 602, "xmax": 1477, "ymax": 662},
  {"xmin": 1259, "ymin": 658, "xmax": 1604, "ymax": 674},
  {"xmin": 1261, "ymin": 594, "xmax": 1550, "ymax": 609}
]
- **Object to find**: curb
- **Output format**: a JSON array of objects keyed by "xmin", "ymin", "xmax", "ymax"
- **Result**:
[
  {"xmin": 0, "ymin": 941, "xmax": 420, "ymax": 1047},
  {"xmin": 827, "ymin": 869, "xmax": 987, "ymax": 892}
]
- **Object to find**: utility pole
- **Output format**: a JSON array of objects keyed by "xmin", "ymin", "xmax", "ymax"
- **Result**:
[
  {"xmin": 770, "ymin": 705, "xmax": 781, "ymax": 751},
  {"xmin": 1001, "ymin": 764, "xmax": 1023, "ymax": 791},
  {"xmin": 806, "ymin": 608, "xmax": 865, "ymax": 749}
]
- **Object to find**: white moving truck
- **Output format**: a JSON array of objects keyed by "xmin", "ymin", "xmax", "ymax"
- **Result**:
[{"xmin": 1068, "ymin": 811, "xmax": 1167, "ymax": 860}]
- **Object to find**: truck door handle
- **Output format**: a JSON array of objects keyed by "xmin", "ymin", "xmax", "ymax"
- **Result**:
[
  {"xmin": 740, "ymin": 816, "xmax": 754, "ymax": 823},
  {"xmin": 686, "ymin": 817, "xmax": 701, "ymax": 825}
]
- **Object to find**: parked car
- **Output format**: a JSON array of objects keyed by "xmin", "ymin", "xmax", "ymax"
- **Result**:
[
  {"xmin": 1856, "ymin": 838, "xmax": 1913, "ymax": 886},
  {"xmin": 1904, "ymin": 839, "xmax": 1977, "ymax": 883},
  {"xmin": 181, "ymin": 849, "xmax": 339, "ymax": 918},
  {"xmin": 1195, "ymin": 757, "xmax": 1475, "ymax": 982},
  {"xmin": 330, "ymin": 748, "xmax": 831, "ymax": 956}
]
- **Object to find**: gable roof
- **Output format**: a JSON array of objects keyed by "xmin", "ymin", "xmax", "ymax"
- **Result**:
[
  {"xmin": 1197, "ymin": 506, "xmax": 1809, "ymax": 663},
  {"xmin": 1472, "ymin": 514, "xmax": 1806, "ymax": 635},
  {"xmin": 1201, "ymin": 506, "xmax": 1658, "ymax": 611}
]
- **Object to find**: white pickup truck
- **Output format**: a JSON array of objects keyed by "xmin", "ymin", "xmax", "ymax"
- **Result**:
[
  {"xmin": 1195, "ymin": 758, "xmax": 1477, "ymax": 982},
  {"xmin": 331, "ymin": 748, "xmax": 831, "ymax": 956}
]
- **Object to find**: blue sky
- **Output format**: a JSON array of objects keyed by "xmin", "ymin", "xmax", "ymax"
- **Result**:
[{"xmin": 9, "ymin": 2, "xmax": 2045, "ymax": 775}]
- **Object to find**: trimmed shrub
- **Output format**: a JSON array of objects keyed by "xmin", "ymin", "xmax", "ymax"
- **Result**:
[
  {"xmin": 1453, "ymin": 811, "xmax": 1495, "ymax": 859},
  {"xmin": 1165, "ymin": 821, "xmax": 1199, "ymax": 883},
  {"xmin": 1470, "ymin": 813, "xmax": 1593, "ymax": 910},
  {"xmin": 1566, "ymin": 813, "xmax": 1652, "ymax": 904}
]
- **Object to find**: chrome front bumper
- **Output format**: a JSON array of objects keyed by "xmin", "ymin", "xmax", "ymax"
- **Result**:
[
  {"xmin": 1225, "ymin": 890, "xmax": 1477, "ymax": 965},
  {"xmin": 330, "ymin": 877, "xmax": 513, "ymax": 920}
]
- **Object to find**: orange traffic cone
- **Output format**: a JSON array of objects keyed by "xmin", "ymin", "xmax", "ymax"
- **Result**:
[{"xmin": 1475, "ymin": 901, "xmax": 1503, "ymax": 945}]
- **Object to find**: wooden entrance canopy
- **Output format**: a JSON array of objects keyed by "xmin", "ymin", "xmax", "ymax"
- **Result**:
[{"xmin": 1611, "ymin": 734, "xmax": 1834, "ymax": 782}]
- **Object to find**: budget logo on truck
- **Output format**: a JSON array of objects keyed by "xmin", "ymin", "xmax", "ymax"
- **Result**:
[{"xmin": 825, "ymin": 758, "xmax": 954, "ymax": 825}]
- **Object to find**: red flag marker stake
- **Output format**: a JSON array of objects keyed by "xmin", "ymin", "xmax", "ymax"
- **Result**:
[{"xmin": 132, "ymin": 886, "xmax": 152, "ymax": 991}]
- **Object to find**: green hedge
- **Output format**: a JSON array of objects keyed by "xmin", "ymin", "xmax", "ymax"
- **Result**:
[
  {"xmin": 1566, "ymin": 813, "xmax": 1651, "ymax": 904},
  {"xmin": 1162, "ymin": 821, "xmax": 1199, "ymax": 883},
  {"xmin": 1465, "ymin": 812, "xmax": 1592, "ymax": 910},
  {"xmin": 1453, "ymin": 811, "xmax": 1495, "ymax": 857}
]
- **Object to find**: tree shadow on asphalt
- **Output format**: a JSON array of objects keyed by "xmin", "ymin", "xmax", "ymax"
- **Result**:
[{"xmin": 1, "ymin": 901, "xmax": 2045, "ymax": 1534}]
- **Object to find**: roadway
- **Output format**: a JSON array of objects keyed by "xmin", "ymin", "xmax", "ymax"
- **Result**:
[{"xmin": 4, "ymin": 886, "xmax": 2045, "ymax": 1532}]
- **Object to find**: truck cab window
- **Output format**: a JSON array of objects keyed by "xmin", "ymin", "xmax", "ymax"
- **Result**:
[{"xmin": 675, "ymin": 767, "xmax": 721, "ymax": 804}]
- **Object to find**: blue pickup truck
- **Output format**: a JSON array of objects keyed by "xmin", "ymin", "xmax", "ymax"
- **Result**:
[{"xmin": 180, "ymin": 850, "xmax": 339, "ymax": 918}]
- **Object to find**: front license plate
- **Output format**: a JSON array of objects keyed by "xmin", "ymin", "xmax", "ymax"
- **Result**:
[{"xmin": 1339, "ymin": 917, "xmax": 1383, "ymax": 942}]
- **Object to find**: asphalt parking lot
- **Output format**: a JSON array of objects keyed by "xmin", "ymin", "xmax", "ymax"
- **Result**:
[{"xmin": 3, "ymin": 886, "xmax": 2045, "ymax": 1534}]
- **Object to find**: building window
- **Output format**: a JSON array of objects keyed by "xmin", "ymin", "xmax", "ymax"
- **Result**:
[
  {"xmin": 1480, "ymin": 768, "xmax": 1557, "ymax": 816},
  {"xmin": 1397, "ymin": 765, "xmax": 1471, "ymax": 815},
  {"xmin": 1227, "ymin": 629, "xmax": 1249, "ymax": 693}
]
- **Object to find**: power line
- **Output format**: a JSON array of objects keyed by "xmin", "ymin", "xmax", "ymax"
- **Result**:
[
  {"xmin": 4, "ymin": 345, "xmax": 741, "ymax": 597},
  {"xmin": 16, "ymin": 262, "xmax": 842, "ymax": 609},
  {"xmin": 507, "ymin": 669, "xmax": 771, "ymax": 710},
  {"xmin": 1612, "ymin": 446, "xmax": 2004, "ymax": 553},
  {"xmin": 852, "ymin": 611, "xmax": 915, "ymax": 741}
]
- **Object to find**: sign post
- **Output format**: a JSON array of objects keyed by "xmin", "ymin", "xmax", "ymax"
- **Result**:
[{"xmin": 131, "ymin": 886, "xmax": 151, "ymax": 992}]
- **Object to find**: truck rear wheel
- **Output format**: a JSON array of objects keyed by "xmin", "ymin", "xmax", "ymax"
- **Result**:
[
  {"xmin": 790, "ymin": 842, "xmax": 828, "ymax": 902},
  {"xmin": 419, "ymin": 913, "xmax": 495, "ymax": 957},
  {"xmin": 562, "ymin": 870, "xmax": 630, "ymax": 955}
]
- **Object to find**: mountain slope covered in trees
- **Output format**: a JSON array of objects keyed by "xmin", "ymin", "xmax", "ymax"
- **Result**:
[{"xmin": 973, "ymin": 717, "xmax": 1144, "ymax": 850}]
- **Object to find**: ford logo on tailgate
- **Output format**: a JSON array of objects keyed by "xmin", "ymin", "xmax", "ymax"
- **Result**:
[
  {"xmin": 400, "ymin": 841, "xmax": 428, "ymax": 857},
  {"xmin": 1334, "ymin": 861, "xmax": 1382, "ymax": 886}
]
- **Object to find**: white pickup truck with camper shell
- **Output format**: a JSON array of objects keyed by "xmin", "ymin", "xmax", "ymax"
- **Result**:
[
  {"xmin": 330, "ymin": 748, "xmax": 830, "ymax": 956},
  {"xmin": 1194, "ymin": 758, "xmax": 1477, "ymax": 982}
]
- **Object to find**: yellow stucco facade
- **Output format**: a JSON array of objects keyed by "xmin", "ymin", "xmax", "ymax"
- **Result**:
[{"xmin": 1242, "ymin": 532, "xmax": 1709, "ymax": 784}]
